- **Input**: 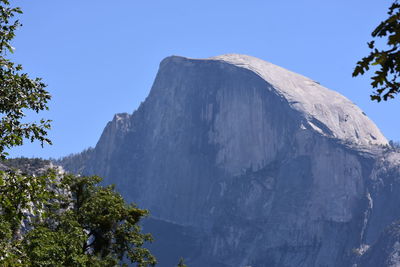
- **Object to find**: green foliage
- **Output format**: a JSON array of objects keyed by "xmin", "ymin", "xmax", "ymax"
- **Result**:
[
  {"xmin": 0, "ymin": 2, "xmax": 158, "ymax": 266},
  {"xmin": 0, "ymin": 170, "xmax": 156, "ymax": 266},
  {"xmin": 61, "ymin": 175, "xmax": 156, "ymax": 266},
  {"xmin": 0, "ymin": 169, "xmax": 56, "ymax": 266},
  {"xmin": 0, "ymin": 0, "xmax": 51, "ymax": 159},
  {"xmin": 353, "ymin": 0, "xmax": 400, "ymax": 101}
]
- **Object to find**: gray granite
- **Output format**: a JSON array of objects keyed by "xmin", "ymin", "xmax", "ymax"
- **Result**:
[{"xmin": 59, "ymin": 55, "xmax": 400, "ymax": 267}]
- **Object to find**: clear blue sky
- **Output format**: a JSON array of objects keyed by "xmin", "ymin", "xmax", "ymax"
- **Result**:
[{"xmin": 8, "ymin": 0, "xmax": 398, "ymax": 158}]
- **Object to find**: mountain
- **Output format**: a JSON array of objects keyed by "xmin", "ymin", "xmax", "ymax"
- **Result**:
[{"xmin": 59, "ymin": 54, "xmax": 400, "ymax": 267}]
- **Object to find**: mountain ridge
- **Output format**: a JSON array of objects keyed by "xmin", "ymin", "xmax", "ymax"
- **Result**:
[
  {"xmin": 58, "ymin": 54, "xmax": 400, "ymax": 267},
  {"xmin": 166, "ymin": 54, "xmax": 388, "ymax": 148}
]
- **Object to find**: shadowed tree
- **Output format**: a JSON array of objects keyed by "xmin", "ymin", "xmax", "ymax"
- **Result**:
[{"xmin": 177, "ymin": 258, "xmax": 188, "ymax": 267}]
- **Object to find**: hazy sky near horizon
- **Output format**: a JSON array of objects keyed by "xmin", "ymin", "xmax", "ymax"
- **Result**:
[{"xmin": 8, "ymin": 0, "xmax": 398, "ymax": 158}]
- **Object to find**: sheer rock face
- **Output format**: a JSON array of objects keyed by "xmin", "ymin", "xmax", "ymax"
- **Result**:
[
  {"xmin": 60, "ymin": 55, "xmax": 400, "ymax": 267},
  {"xmin": 357, "ymin": 222, "xmax": 400, "ymax": 267}
]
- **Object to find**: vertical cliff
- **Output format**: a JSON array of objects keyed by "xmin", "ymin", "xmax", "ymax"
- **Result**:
[{"xmin": 59, "ymin": 55, "xmax": 400, "ymax": 267}]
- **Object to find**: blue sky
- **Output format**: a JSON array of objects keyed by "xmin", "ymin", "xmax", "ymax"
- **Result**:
[{"xmin": 8, "ymin": 0, "xmax": 398, "ymax": 158}]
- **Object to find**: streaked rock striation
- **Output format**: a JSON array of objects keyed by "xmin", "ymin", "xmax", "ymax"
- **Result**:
[{"xmin": 59, "ymin": 54, "xmax": 400, "ymax": 267}]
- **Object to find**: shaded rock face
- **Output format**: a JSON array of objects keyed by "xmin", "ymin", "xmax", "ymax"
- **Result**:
[
  {"xmin": 357, "ymin": 221, "xmax": 400, "ymax": 267},
  {"xmin": 60, "ymin": 55, "xmax": 400, "ymax": 267}
]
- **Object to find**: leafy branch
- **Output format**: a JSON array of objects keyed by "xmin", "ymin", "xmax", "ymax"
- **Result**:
[{"xmin": 353, "ymin": 0, "xmax": 400, "ymax": 101}]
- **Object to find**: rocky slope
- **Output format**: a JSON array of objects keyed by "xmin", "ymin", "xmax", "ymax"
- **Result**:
[
  {"xmin": 59, "ymin": 54, "xmax": 400, "ymax": 267},
  {"xmin": 1, "ymin": 157, "xmax": 59, "ymax": 176}
]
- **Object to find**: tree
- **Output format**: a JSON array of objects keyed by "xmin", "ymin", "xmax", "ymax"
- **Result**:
[
  {"xmin": 21, "ymin": 172, "xmax": 156, "ymax": 266},
  {"xmin": 353, "ymin": 0, "xmax": 400, "ymax": 101},
  {"xmin": 0, "ymin": 1, "xmax": 156, "ymax": 265},
  {"xmin": 0, "ymin": 0, "xmax": 51, "ymax": 159},
  {"xmin": 0, "ymin": 167, "xmax": 156, "ymax": 266},
  {"xmin": 0, "ymin": 168, "xmax": 54, "ymax": 266},
  {"xmin": 177, "ymin": 258, "xmax": 187, "ymax": 267}
]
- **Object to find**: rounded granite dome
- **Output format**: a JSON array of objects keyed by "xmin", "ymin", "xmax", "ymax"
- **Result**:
[{"xmin": 202, "ymin": 54, "xmax": 388, "ymax": 148}]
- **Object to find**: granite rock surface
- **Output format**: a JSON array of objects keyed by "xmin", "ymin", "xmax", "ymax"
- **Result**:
[{"xmin": 59, "ymin": 55, "xmax": 400, "ymax": 267}]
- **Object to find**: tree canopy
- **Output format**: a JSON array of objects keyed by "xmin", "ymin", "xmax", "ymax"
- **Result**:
[
  {"xmin": 0, "ymin": 1, "xmax": 156, "ymax": 265},
  {"xmin": 0, "ymin": 0, "xmax": 51, "ymax": 159},
  {"xmin": 353, "ymin": 0, "xmax": 400, "ymax": 101},
  {"xmin": 0, "ymin": 166, "xmax": 156, "ymax": 266}
]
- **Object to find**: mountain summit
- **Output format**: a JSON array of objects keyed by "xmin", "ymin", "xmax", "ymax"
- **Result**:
[
  {"xmin": 209, "ymin": 54, "xmax": 387, "ymax": 147},
  {"xmin": 60, "ymin": 55, "xmax": 400, "ymax": 267}
]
